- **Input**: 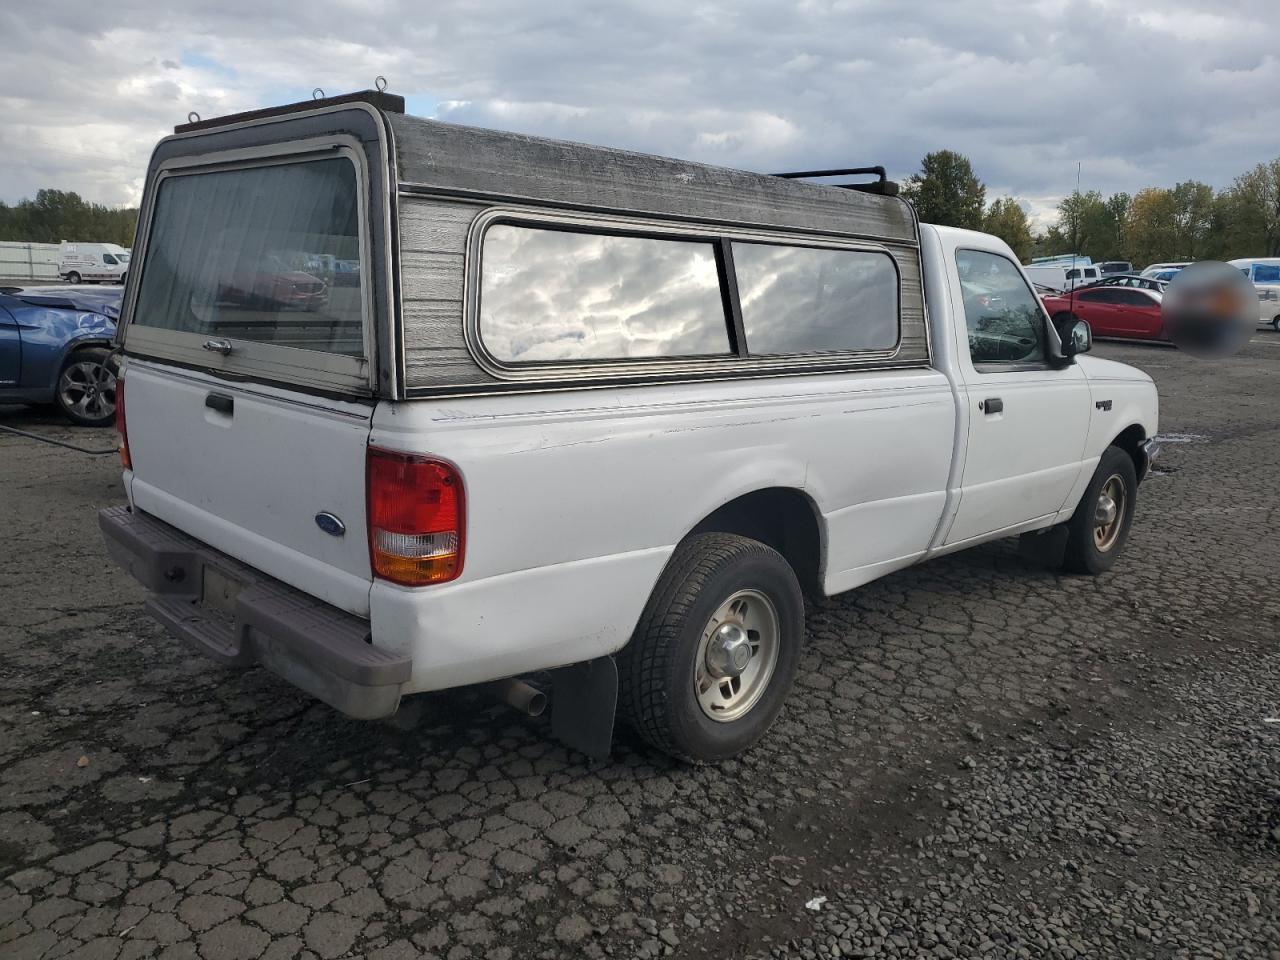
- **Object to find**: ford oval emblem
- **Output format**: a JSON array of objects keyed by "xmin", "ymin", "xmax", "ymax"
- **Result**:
[{"xmin": 315, "ymin": 512, "xmax": 346, "ymax": 537}]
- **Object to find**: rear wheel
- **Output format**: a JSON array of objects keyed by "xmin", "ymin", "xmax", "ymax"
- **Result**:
[
  {"xmin": 1062, "ymin": 446, "xmax": 1138, "ymax": 574},
  {"xmin": 56, "ymin": 347, "xmax": 119, "ymax": 427},
  {"xmin": 617, "ymin": 533, "xmax": 804, "ymax": 762},
  {"xmin": 66, "ymin": 271, "xmax": 81, "ymax": 284},
  {"xmin": 1272, "ymin": 315, "xmax": 1280, "ymax": 332}
]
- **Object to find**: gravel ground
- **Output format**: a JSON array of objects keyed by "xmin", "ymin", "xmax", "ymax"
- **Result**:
[{"xmin": 1, "ymin": 334, "xmax": 1278, "ymax": 960}]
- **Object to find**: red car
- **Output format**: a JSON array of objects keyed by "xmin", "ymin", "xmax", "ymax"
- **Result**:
[
  {"xmin": 211, "ymin": 255, "xmax": 329, "ymax": 313},
  {"xmin": 1041, "ymin": 286, "xmax": 1167, "ymax": 342}
]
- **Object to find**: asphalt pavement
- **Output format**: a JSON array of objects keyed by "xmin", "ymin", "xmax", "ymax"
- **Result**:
[{"xmin": 1, "ymin": 335, "xmax": 1277, "ymax": 959}]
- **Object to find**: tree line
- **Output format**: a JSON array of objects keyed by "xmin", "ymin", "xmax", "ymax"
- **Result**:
[
  {"xmin": 0, "ymin": 189, "xmax": 139, "ymax": 248},
  {"xmin": 902, "ymin": 150, "xmax": 1280, "ymax": 266}
]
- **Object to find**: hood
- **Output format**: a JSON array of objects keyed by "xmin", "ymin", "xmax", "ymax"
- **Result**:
[
  {"xmin": 1076, "ymin": 355, "xmax": 1154, "ymax": 384},
  {"xmin": 5, "ymin": 285, "xmax": 123, "ymax": 317}
]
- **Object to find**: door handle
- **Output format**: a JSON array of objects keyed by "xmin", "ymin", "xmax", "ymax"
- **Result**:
[
  {"xmin": 980, "ymin": 397, "xmax": 1004, "ymax": 414},
  {"xmin": 205, "ymin": 392, "xmax": 234, "ymax": 415}
]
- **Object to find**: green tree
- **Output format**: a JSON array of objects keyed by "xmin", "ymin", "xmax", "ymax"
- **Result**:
[
  {"xmin": 1056, "ymin": 190, "xmax": 1121, "ymax": 261},
  {"xmin": 1029, "ymin": 224, "xmax": 1072, "ymax": 260},
  {"xmin": 1125, "ymin": 187, "xmax": 1179, "ymax": 268},
  {"xmin": 1104, "ymin": 193, "xmax": 1131, "ymax": 261},
  {"xmin": 902, "ymin": 150, "xmax": 987, "ymax": 229},
  {"xmin": 983, "ymin": 197, "xmax": 1033, "ymax": 261},
  {"xmin": 1219, "ymin": 159, "xmax": 1280, "ymax": 257},
  {"xmin": 0, "ymin": 189, "xmax": 138, "ymax": 246},
  {"xmin": 1169, "ymin": 181, "xmax": 1215, "ymax": 259}
]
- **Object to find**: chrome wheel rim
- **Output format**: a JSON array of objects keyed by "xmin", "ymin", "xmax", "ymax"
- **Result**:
[
  {"xmin": 58, "ymin": 359, "xmax": 116, "ymax": 422},
  {"xmin": 694, "ymin": 589, "xmax": 780, "ymax": 723},
  {"xmin": 1093, "ymin": 474, "xmax": 1127, "ymax": 551}
]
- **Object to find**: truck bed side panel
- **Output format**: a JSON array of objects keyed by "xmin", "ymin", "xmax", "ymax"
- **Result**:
[{"xmin": 368, "ymin": 369, "xmax": 954, "ymax": 692}]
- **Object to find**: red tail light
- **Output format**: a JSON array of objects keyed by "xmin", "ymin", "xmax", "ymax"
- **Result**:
[
  {"xmin": 367, "ymin": 447, "xmax": 465, "ymax": 586},
  {"xmin": 116, "ymin": 375, "xmax": 131, "ymax": 470}
]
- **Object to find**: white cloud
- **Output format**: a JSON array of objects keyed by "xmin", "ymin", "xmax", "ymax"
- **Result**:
[{"xmin": 1, "ymin": 0, "xmax": 1278, "ymax": 232}]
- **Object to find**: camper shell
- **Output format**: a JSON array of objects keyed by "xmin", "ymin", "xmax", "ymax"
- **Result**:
[{"xmin": 120, "ymin": 90, "xmax": 928, "ymax": 400}]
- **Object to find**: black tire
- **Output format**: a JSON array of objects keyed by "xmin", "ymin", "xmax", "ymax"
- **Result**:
[
  {"xmin": 617, "ymin": 533, "xmax": 805, "ymax": 762},
  {"xmin": 1271, "ymin": 315, "xmax": 1280, "ymax": 332},
  {"xmin": 55, "ymin": 347, "xmax": 120, "ymax": 428},
  {"xmin": 66, "ymin": 271, "xmax": 81, "ymax": 284},
  {"xmin": 1062, "ymin": 446, "xmax": 1138, "ymax": 574}
]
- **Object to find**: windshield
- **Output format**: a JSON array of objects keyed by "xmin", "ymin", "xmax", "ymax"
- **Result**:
[{"xmin": 132, "ymin": 157, "xmax": 364, "ymax": 357}]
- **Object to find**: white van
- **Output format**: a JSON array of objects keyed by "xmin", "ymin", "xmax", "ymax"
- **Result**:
[
  {"xmin": 100, "ymin": 91, "xmax": 1159, "ymax": 761},
  {"xmin": 1230, "ymin": 257, "xmax": 1280, "ymax": 330},
  {"xmin": 1023, "ymin": 264, "xmax": 1068, "ymax": 292},
  {"xmin": 59, "ymin": 242, "xmax": 131, "ymax": 284},
  {"xmin": 1026, "ymin": 262, "xmax": 1102, "ymax": 291}
]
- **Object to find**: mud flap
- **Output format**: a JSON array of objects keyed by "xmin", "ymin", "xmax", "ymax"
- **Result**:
[
  {"xmin": 550, "ymin": 656, "xmax": 618, "ymax": 759},
  {"xmin": 1018, "ymin": 523, "xmax": 1070, "ymax": 568}
]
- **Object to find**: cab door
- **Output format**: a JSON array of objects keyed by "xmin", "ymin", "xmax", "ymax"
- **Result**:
[
  {"xmin": 944, "ymin": 247, "xmax": 1092, "ymax": 545},
  {"xmin": 1072, "ymin": 289, "xmax": 1122, "ymax": 335}
]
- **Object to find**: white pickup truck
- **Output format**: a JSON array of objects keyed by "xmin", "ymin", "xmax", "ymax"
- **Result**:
[{"xmin": 101, "ymin": 91, "xmax": 1159, "ymax": 762}]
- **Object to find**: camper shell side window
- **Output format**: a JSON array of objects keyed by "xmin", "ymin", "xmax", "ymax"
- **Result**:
[{"xmin": 464, "ymin": 209, "xmax": 905, "ymax": 383}]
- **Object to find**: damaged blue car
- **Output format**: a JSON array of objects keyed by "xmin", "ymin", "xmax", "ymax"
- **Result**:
[{"xmin": 0, "ymin": 285, "xmax": 122, "ymax": 427}]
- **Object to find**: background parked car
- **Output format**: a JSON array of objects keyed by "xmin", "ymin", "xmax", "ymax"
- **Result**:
[
  {"xmin": 1041, "ymin": 286, "xmax": 1167, "ymax": 342},
  {"xmin": 0, "ymin": 285, "xmax": 122, "ymax": 426},
  {"xmin": 1229, "ymin": 257, "xmax": 1280, "ymax": 330},
  {"xmin": 1079, "ymin": 273, "xmax": 1168, "ymax": 293},
  {"xmin": 1063, "ymin": 264, "xmax": 1102, "ymax": 289},
  {"xmin": 209, "ymin": 254, "xmax": 329, "ymax": 312},
  {"xmin": 1098, "ymin": 260, "xmax": 1134, "ymax": 275},
  {"xmin": 1140, "ymin": 261, "xmax": 1190, "ymax": 279}
]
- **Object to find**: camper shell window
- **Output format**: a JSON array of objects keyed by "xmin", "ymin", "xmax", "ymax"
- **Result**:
[
  {"xmin": 479, "ymin": 225, "xmax": 731, "ymax": 363},
  {"xmin": 732, "ymin": 242, "xmax": 899, "ymax": 354},
  {"xmin": 124, "ymin": 133, "xmax": 376, "ymax": 395},
  {"xmin": 471, "ymin": 212, "xmax": 904, "ymax": 377},
  {"xmin": 133, "ymin": 156, "xmax": 365, "ymax": 357}
]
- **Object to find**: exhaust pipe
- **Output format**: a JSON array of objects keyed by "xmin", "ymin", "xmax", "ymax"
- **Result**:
[{"xmin": 487, "ymin": 678, "xmax": 547, "ymax": 717}]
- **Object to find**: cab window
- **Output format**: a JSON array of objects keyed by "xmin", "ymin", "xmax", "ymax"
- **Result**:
[{"xmin": 955, "ymin": 249, "xmax": 1047, "ymax": 367}]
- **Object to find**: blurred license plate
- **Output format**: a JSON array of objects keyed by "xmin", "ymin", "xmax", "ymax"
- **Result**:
[{"xmin": 201, "ymin": 565, "xmax": 243, "ymax": 617}]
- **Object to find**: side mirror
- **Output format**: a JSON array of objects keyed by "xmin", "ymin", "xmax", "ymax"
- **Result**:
[{"xmin": 1062, "ymin": 318, "xmax": 1092, "ymax": 357}]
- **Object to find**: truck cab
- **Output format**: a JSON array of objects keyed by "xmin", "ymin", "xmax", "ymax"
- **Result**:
[{"xmin": 101, "ymin": 91, "xmax": 1158, "ymax": 762}]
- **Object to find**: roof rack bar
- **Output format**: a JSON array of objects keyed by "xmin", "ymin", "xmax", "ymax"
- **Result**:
[
  {"xmin": 174, "ymin": 89, "xmax": 405, "ymax": 134},
  {"xmin": 770, "ymin": 166, "xmax": 899, "ymax": 197},
  {"xmin": 773, "ymin": 166, "xmax": 887, "ymax": 181}
]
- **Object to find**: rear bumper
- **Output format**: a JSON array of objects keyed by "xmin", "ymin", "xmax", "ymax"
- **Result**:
[{"xmin": 99, "ymin": 505, "xmax": 409, "ymax": 719}]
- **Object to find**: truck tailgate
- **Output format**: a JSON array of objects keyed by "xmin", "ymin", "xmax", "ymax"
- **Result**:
[{"xmin": 124, "ymin": 359, "xmax": 374, "ymax": 616}]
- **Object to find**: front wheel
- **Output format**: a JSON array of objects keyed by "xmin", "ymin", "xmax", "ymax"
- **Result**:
[
  {"xmin": 56, "ymin": 347, "xmax": 119, "ymax": 427},
  {"xmin": 617, "ymin": 533, "xmax": 805, "ymax": 762},
  {"xmin": 1272, "ymin": 315, "xmax": 1280, "ymax": 332},
  {"xmin": 1062, "ymin": 446, "xmax": 1138, "ymax": 574},
  {"xmin": 66, "ymin": 271, "xmax": 81, "ymax": 284}
]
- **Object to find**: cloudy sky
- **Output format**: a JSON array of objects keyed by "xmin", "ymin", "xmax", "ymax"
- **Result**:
[{"xmin": 2, "ymin": 0, "xmax": 1277, "ymax": 226}]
